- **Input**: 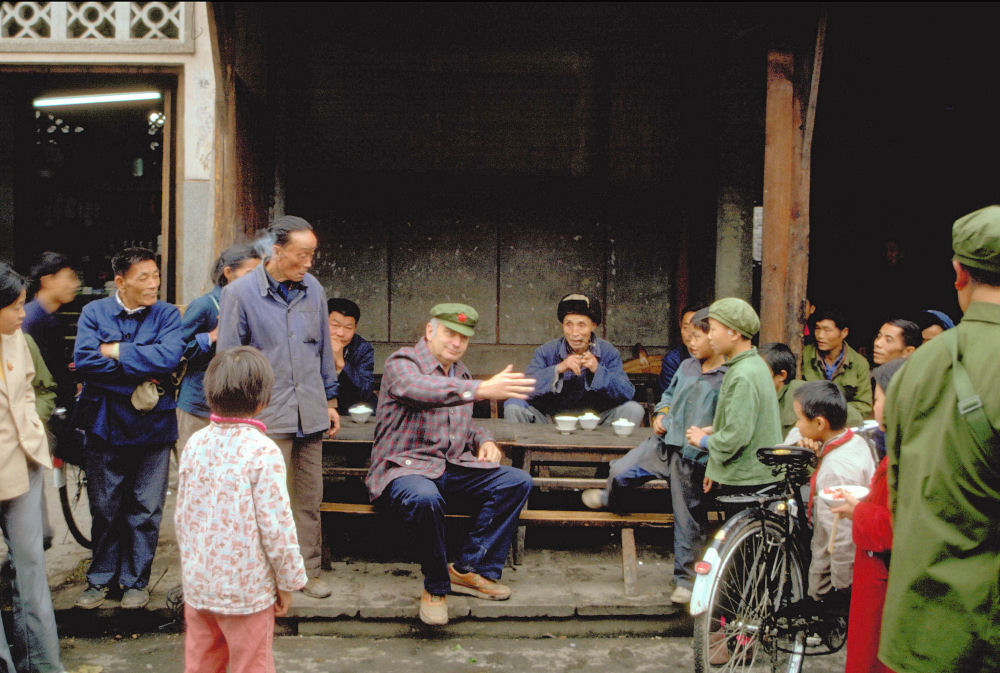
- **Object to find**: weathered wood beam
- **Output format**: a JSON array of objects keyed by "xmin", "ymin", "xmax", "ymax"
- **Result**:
[
  {"xmin": 760, "ymin": 51, "xmax": 795, "ymax": 344},
  {"xmin": 760, "ymin": 13, "xmax": 826, "ymax": 350}
]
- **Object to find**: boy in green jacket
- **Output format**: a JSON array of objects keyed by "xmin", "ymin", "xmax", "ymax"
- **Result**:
[{"xmin": 686, "ymin": 298, "xmax": 781, "ymax": 494}]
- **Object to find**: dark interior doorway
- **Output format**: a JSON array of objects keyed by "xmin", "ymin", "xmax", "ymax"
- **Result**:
[
  {"xmin": 1, "ymin": 73, "xmax": 174, "ymax": 299},
  {"xmin": 809, "ymin": 7, "xmax": 999, "ymax": 355}
]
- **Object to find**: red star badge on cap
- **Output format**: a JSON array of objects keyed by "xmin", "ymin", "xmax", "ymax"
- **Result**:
[{"xmin": 457, "ymin": 312, "xmax": 467, "ymax": 323}]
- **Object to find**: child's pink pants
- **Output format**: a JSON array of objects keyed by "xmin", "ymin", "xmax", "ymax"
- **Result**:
[{"xmin": 184, "ymin": 603, "xmax": 275, "ymax": 673}]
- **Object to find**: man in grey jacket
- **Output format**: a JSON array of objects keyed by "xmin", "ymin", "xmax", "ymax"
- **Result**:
[{"xmin": 217, "ymin": 215, "xmax": 340, "ymax": 599}]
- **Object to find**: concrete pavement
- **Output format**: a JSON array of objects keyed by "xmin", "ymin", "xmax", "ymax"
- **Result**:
[{"xmin": 17, "ymin": 463, "xmax": 688, "ymax": 638}]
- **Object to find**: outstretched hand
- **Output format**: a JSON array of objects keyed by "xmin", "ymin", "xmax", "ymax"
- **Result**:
[{"xmin": 476, "ymin": 365, "xmax": 536, "ymax": 401}]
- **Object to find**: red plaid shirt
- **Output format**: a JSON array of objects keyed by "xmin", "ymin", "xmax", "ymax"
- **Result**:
[{"xmin": 366, "ymin": 338, "xmax": 495, "ymax": 500}]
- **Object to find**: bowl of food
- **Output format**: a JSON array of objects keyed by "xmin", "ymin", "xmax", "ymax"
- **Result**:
[
  {"xmin": 578, "ymin": 412, "xmax": 600, "ymax": 431},
  {"xmin": 819, "ymin": 484, "xmax": 870, "ymax": 507},
  {"xmin": 611, "ymin": 419, "xmax": 635, "ymax": 437},
  {"xmin": 349, "ymin": 405, "xmax": 373, "ymax": 424},
  {"xmin": 554, "ymin": 415, "xmax": 578, "ymax": 434}
]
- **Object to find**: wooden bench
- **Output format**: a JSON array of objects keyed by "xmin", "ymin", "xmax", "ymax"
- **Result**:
[
  {"xmin": 319, "ymin": 501, "xmax": 680, "ymax": 596},
  {"xmin": 322, "ymin": 420, "xmax": 707, "ymax": 597}
]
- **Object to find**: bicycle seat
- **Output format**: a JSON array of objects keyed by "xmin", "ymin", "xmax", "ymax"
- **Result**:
[{"xmin": 757, "ymin": 445, "xmax": 817, "ymax": 469}]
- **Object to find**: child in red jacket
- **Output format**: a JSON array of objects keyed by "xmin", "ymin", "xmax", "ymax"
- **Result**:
[{"xmin": 832, "ymin": 358, "xmax": 906, "ymax": 673}]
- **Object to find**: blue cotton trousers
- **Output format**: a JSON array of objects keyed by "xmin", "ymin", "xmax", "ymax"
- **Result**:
[{"xmin": 381, "ymin": 464, "xmax": 532, "ymax": 596}]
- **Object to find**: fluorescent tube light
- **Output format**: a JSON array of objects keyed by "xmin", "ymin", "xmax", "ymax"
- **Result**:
[{"xmin": 33, "ymin": 91, "xmax": 162, "ymax": 107}]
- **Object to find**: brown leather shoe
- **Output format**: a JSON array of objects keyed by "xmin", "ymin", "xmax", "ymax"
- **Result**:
[
  {"xmin": 448, "ymin": 564, "xmax": 511, "ymax": 600},
  {"xmin": 419, "ymin": 591, "xmax": 448, "ymax": 626}
]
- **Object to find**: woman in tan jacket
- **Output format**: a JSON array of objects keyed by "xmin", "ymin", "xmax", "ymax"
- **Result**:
[{"xmin": 0, "ymin": 261, "xmax": 64, "ymax": 672}]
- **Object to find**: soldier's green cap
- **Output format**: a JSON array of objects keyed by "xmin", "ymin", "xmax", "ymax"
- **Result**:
[
  {"xmin": 953, "ymin": 205, "xmax": 1000, "ymax": 274},
  {"xmin": 708, "ymin": 297, "xmax": 760, "ymax": 338},
  {"xmin": 430, "ymin": 303, "xmax": 478, "ymax": 336}
]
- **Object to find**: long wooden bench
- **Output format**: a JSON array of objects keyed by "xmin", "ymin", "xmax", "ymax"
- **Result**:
[
  {"xmin": 322, "ymin": 420, "xmax": 701, "ymax": 597},
  {"xmin": 319, "ymin": 501, "xmax": 679, "ymax": 596}
]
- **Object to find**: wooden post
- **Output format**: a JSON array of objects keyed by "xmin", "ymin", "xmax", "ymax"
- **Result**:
[
  {"xmin": 760, "ymin": 14, "xmax": 826, "ymax": 352},
  {"xmin": 760, "ymin": 51, "xmax": 795, "ymax": 345},
  {"xmin": 621, "ymin": 527, "xmax": 638, "ymax": 597}
]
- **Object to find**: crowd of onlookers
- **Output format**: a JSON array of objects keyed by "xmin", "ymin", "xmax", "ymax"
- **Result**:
[{"xmin": 0, "ymin": 204, "xmax": 997, "ymax": 673}]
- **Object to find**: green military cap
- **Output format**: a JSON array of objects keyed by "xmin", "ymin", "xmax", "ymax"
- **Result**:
[
  {"xmin": 953, "ymin": 205, "xmax": 1000, "ymax": 274},
  {"xmin": 430, "ymin": 303, "xmax": 478, "ymax": 336},
  {"xmin": 708, "ymin": 297, "xmax": 760, "ymax": 338}
]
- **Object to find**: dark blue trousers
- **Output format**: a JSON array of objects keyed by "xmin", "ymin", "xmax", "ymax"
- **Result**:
[
  {"xmin": 381, "ymin": 464, "xmax": 532, "ymax": 596},
  {"xmin": 85, "ymin": 438, "xmax": 171, "ymax": 590}
]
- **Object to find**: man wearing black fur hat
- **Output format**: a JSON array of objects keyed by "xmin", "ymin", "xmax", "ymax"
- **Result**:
[{"xmin": 504, "ymin": 293, "xmax": 643, "ymax": 426}]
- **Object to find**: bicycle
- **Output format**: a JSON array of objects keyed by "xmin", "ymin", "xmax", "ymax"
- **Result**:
[
  {"xmin": 689, "ymin": 445, "xmax": 847, "ymax": 672},
  {"xmin": 50, "ymin": 407, "xmax": 92, "ymax": 549}
]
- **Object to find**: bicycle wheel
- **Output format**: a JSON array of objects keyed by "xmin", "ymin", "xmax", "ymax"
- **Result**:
[
  {"xmin": 693, "ymin": 517, "xmax": 806, "ymax": 673},
  {"xmin": 56, "ymin": 461, "xmax": 92, "ymax": 549}
]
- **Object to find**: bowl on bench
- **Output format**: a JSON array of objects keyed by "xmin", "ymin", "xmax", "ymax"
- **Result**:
[
  {"xmin": 554, "ymin": 415, "xmax": 578, "ymax": 434},
  {"xmin": 611, "ymin": 419, "xmax": 635, "ymax": 436},
  {"xmin": 349, "ymin": 405, "xmax": 373, "ymax": 424}
]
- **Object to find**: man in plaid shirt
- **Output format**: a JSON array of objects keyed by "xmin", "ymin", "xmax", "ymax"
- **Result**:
[{"xmin": 366, "ymin": 303, "xmax": 535, "ymax": 626}]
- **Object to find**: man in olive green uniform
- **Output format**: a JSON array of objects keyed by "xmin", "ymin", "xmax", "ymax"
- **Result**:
[
  {"xmin": 801, "ymin": 307, "xmax": 872, "ymax": 420},
  {"xmin": 880, "ymin": 205, "xmax": 1000, "ymax": 673},
  {"xmin": 686, "ymin": 298, "xmax": 781, "ymax": 493}
]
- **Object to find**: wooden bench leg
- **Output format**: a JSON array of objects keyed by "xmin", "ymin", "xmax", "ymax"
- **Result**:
[
  {"xmin": 621, "ymin": 527, "xmax": 638, "ymax": 597},
  {"xmin": 320, "ymin": 513, "xmax": 333, "ymax": 570},
  {"xmin": 513, "ymin": 524, "xmax": 526, "ymax": 565}
]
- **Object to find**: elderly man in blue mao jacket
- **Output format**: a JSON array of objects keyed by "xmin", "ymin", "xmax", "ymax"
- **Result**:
[
  {"xmin": 505, "ymin": 293, "xmax": 643, "ymax": 427},
  {"xmin": 217, "ymin": 215, "xmax": 339, "ymax": 599},
  {"xmin": 73, "ymin": 247, "xmax": 183, "ymax": 611}
]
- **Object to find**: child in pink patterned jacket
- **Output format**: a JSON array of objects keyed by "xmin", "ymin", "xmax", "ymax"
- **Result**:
[{"xmin": 176, "ymin": 346, "xmax": 307, "ymax": 673}]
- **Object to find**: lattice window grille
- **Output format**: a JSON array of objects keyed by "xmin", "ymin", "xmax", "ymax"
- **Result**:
[
  {"xmin": 0, "ymin": 1, "xmax": 185, "ymax": 41},
  {"xmin": 67, "ymin": 1, "xmax": 114, "ymax": 38},
  {"xmin": 1, "ymin": 2, "xmax": 53, "ymax": 38},
  {"xmin": 130, "ymin": 1, "xmax": 179, "ymax": 39}
]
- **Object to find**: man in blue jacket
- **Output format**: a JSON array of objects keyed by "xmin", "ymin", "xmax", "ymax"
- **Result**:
[
  {"xmin": 217, "ymin": 215, "xmax": 340, "ymax": 599},
  {"xmin": 73, "ymin": 248, "xmax": 184, "ymax": 610},
  {"xmin": 327, "ymin": 297, "xmax": 376, "ymax": 413},
  {"xmin": 504, "ymin": 293, "xmax": 643, "ymax": 426}
]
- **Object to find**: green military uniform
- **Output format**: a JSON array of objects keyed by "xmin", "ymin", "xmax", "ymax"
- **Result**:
[
  {"xmin": 801, "ymin": 341, "xmax": 872, "ymax": 420},
  {"xmin": 24, "ymin": 333, "xmax": 56, "ymax": 423},
  {"xmin": 706, "ymin": 347, "xmax": 782, "ymax": 486},
  {"xmin": 880, "ymin": 205, "xmax": 1000, "ymax": 673}
]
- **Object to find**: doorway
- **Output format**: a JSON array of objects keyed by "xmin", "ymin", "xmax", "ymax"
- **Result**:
[{"xmin": 0, "ymin": 71, "xmax": 177, "ymax": 301}]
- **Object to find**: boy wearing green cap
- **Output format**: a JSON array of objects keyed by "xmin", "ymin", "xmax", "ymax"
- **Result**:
[
  {"xmin": 686, "ymin": 298, "xmax": 782, "ymax": 494},
  {"xmin": 880, "ymin": 205, "xmax": 1000, "ymax": 673}
]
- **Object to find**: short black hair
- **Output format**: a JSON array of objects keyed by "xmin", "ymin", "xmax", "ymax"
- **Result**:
[
  {"xmin": 811, "ymin": 306, "xmax": 849, "ymax": 331},
  {"xmin": 211, "ymin": 242, "xmax": 260, "ymax": 288},
  {"xmin": 29, "ymin": 251, "xmax": 73, "ymax": 285},
  {"xmin": 794, "ymin": 380, "xmax": 848, "ymax": 431},
  {"xmin": 881, "ymin": 318, "xmax": 922, "ymax": 349},
  {"xmin": 966, "ymin": 264, "xmax": 1000, "ymax": 288},
  {"xmin": 328, "ymin": 298, "xmax": 360, "ymax": 322},
  {"xmin": 915, "ymin": 310, "xmax": 952, "ymax": 332},
  {"xmin": 691, "ymin": 307, "xmax": 710, "ymax": 333},
  {"xmin": 759, "ymin": 342, "xmax": 797, "ymax": 383},
  {"xmin": 681, "ymin": 304, "xmax": 702, "ymax": 318},
  {"xmin": 111, "ymin": 247, "xmax": 157, "ymax": 277},
  {"xmin": 267, "ymin": 215, "xmax": 313, "ymax": 248},
  {"xmin": 0, "ymin": 261, "xmax": 26, "ymax": 308},
  {"xmin": 204, "ymin": 346, "xmax": 274, "ymax": 417},
  {"xmin": 872, "ymin": 358, "xmax": 906, "ymax": 394}
]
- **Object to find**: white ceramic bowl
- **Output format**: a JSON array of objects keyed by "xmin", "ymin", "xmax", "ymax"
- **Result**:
[
  {"xmin": 818, "ymin": 484, "xmax": 870, "ymax": 507},
  {"xmin": 349, "ymin": 405, "xmax": 373, "ymax": 424},
  {"xmin": 578, "ymin": 413, "xmax": 600, "ymax": 431},
  {"xmin": 611, "ymin": 419, "xmax": 635, "ymax": 437},
  {"xmin": 554, "ymin": 415, "xmax": 578, "ymax": 433}
]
